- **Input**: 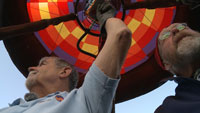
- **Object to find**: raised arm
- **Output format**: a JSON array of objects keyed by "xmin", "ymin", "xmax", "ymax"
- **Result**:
[{"xmin": 94, "ymin": 3, "xmax": 132, "ymax": 79}]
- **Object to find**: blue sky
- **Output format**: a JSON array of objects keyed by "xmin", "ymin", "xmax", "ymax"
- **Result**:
[{"xmin": 0, "ymin": 41, "xmax": 177, "ymax": 113}]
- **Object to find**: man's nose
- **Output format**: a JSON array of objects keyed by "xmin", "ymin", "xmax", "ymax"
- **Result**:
[{"xmin": 28, "ymin": 66, "xmax": 37, "ymax": 72}]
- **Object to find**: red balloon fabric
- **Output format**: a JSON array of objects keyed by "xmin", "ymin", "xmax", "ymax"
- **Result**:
[{"xmin": 27, "ymin": 0, "xmax": 176, "ymax": 74}]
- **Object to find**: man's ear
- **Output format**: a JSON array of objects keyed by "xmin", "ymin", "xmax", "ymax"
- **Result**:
[{"xmin": 59, "ymin": 66, "xmax": 72, "ymax": 78}]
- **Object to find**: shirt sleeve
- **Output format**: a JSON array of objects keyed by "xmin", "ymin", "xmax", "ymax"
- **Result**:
[
  {"xmin": 181, "ymin": 0, "xmax": 200, "ymax": 10},
  {"xmin": 79, "ymin": 63, "xmax": 120, "ymax": 113}
]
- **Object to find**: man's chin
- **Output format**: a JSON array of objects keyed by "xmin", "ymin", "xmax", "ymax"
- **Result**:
[{"xmin": 25, "ymin": 79, "xmax": 36, "ymax": 91}]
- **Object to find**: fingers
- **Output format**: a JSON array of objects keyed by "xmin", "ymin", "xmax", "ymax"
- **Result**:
[{"xmin": 97, "ymin": 2, "xmax": 115, "ymax": 13}]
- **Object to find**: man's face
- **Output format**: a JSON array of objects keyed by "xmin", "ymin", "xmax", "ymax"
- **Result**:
[
  {"xmin": 158, "ymin": 23, "xmax": 200, "ymax": 71},
  {"xmin": 26, "ymin": 57, "xmax": 61, "ymax": 91}
]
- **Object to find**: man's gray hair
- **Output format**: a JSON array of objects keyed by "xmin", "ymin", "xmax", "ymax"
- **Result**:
[{"xmin": 52, "ymin": 57, "xmax": 79, "ymax": 91}]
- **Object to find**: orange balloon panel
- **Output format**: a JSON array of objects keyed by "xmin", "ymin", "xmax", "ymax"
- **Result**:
[{"xmin": 27, "ymin": 0, "xmax": 176, "ymax": 74}]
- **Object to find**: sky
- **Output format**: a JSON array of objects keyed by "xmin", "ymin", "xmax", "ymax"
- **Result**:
[{"xmin": 0, "ymin": 41, "xmax": 177, "ymax": 113}]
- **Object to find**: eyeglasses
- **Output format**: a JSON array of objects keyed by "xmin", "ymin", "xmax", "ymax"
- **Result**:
[{"xmin": 159, "ymin": 23, "xmax": 187, "ymax": 41}]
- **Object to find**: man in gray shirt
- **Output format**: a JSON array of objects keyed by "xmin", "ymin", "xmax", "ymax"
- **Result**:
[{"xmin": 0, "ymin": 1, "xmax": 132, "ymax": 113}]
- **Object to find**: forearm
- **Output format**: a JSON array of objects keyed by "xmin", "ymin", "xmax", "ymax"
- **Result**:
[{"xmin": 95, "ymin": 18, "xmax": 132, "ymax": 78}]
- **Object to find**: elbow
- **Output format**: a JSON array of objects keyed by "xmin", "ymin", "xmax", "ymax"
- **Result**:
[
  {"xmin": 119, "ymin": 28, "xmax": 132, "ymax": 39},
  {"xmin": 117, "ymin": 27, "xmax": 132, "ymax": 48}
]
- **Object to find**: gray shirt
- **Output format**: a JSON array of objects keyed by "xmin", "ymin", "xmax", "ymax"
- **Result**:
[{"xmin": 0, "ymin": 63, "xmax": 120, "ymax": 113}]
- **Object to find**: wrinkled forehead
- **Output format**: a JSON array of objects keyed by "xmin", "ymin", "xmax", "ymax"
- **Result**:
[{"xmin": 39, "ymin": 57, "xmax": 55, "ymax": 64}]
